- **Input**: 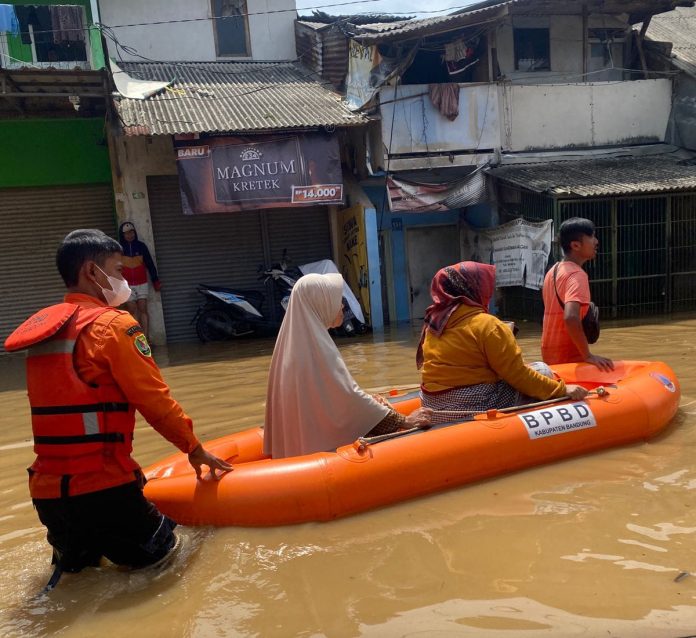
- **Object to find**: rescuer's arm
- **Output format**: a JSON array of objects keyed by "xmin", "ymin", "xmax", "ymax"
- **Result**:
[{"xmin": 97, "ymin": 313, "xmax": 232, "ymax": 476}]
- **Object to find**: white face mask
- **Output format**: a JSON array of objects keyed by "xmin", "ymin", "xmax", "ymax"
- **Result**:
[{"xmin": 96, "ymin": 266, "xmax": 131, "ymax": 307}]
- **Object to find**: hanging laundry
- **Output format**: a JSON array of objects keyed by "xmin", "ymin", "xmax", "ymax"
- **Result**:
[
  {"xmin": 49, "ymin": 5, "xmax": 84, "ymax": 42},
  {"xmin": 445, "ymin": 36, "xmax": 479, "ymax": 77},
  {"xmin": 0, "ymin": 4, "xmax": 19, "ymax": 35},
  {"xmin": 428, "ymin": 83, "xmax": 460, "ymax": 121}
]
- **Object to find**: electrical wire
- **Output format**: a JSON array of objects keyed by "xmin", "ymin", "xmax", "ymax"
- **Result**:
[{"xmin": 9, "ymin": 0, "xmax": 471, "ymax": 39}]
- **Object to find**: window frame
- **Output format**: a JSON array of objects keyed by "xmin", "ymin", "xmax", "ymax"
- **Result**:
[
  {"xmin": 211, "ymin": 0, "xmax": 252, "ymax": 59},
  {"xmin": 513, "ymin": 27, "xmax": 551, "ymax": 72}
]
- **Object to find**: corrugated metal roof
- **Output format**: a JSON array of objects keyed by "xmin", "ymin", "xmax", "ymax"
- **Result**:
[
  {"xmin": 354, "ymin": 0, "xmax": 695, "ymax": 44},
  {"xmin": 488, "ymin": 153, "xmax": 696, "ymax": 197},
  {"xmin": 354, "ymin": 1, "xmax": 515, "ymax": 43},
  {"xmin": 295, "ymin": 21, "xmax": 349, "ymax": 90},
  {"xmin": 647, "ymin": 5, "xmax": 696, "ymax": 77},
  {"xmin": 113, "ymin": 61, "xmax": 366, "ymax": 136}
]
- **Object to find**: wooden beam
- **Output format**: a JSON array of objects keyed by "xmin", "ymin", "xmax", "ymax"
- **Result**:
[
  {"xmin": 0, "ymin": 71, "xmax": 25, "ymax": 114},
  {"xmin": 636, "ymin": 15, "xmax": 651, "ymax": 79}
]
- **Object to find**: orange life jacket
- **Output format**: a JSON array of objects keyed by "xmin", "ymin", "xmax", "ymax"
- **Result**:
[{"xmin": 4, "ymin": 303, "xmax": 138, "ymax": 476}]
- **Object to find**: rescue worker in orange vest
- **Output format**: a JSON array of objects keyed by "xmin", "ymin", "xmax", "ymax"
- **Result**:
[{"xmin": 4, "ymin": 229, "xmax": 232, "ymax": 588}]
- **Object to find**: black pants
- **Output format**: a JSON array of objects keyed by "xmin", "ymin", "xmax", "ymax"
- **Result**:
[{"xmin": 33, "ymin": 481, "xmax": 177, "ymax": 573}]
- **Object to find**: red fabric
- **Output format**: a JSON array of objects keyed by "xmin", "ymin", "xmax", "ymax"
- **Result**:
[{"xmin": 416, "ymin": 261, "xmax": 496, "ymax": 369}]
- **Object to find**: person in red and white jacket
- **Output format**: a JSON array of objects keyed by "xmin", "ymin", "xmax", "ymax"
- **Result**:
[{"xmin": 118, "ymin": 221, "xmax": 161, "ymax": 340}]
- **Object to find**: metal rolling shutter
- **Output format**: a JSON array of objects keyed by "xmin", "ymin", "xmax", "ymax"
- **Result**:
[
  {"xmin": 148, "ymin": 176, "xmax": 333, "ymax": 342},
  {"xmin": 266, "ymin": 208, "xmax": 332, "ymax": 267},
  {"xmin": 0, "ymin": 184, "xmax": 116, "ymax": 346},
  {"xmin": 147, "ymin": 175, "xmax": 266, "ymax": 342}
]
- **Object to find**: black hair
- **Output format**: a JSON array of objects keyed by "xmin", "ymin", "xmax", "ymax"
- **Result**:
[
  {"xmin": 56, "ymin": 229, "xmax": 122, "ymax": 287},
  {"xmin": 559, "ymin": 217, "xmax": 595, "ymax": 253}
]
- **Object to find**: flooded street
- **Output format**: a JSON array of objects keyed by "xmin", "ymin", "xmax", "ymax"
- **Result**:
[{"xmin": 2, "ymin": 320, "xmax": 696, "ymax": 637}]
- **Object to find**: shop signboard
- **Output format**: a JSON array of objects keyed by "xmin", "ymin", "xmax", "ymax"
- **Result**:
[{"xmin": 175, "ymin": 133, "xmax": 343, "ymax": 214}]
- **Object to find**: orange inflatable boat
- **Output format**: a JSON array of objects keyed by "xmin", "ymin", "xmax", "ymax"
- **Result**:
[{"xmin": 143, "ymin": 360, "xmax": 680, "ymax": 527}]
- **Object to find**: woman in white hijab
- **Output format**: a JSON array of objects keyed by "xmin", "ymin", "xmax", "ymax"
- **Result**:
[{"xmin": 264, "ymin": 273, "xmax": 432, "ymax": 459}]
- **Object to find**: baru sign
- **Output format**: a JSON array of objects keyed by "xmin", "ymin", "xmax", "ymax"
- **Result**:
[{"xmin": 175, "ymin": 133, "xmax": 343, "ymax": 214}]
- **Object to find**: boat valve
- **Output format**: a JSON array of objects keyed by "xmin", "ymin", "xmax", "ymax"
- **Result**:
[
  {"xmin": 354, "ymin": 438, "xmax": 369, "ymax": 453},
  {"xmin": 595, "ymin": 386, "xmax": 609, "ymax": 397}
]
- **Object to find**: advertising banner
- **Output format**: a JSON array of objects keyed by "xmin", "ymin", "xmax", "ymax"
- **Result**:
[
  {"xmin": 461, "ymin": 218, "xmax": 553, "ymax": 290},
  {"xmin": 175, "ymin": 133, "xmax": 343, "ymax": 214},
  {"xmin": 339, "ymin": 205, "xmax": 371, "ymax": 323},
  {"xmin": 387, "ymin": 168, "xmax": 488, "ymax": 212}
]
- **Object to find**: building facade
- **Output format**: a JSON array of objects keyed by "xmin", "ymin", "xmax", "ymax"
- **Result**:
[
  {"xmin": 325, "ymin": 0, "xmax": 696, "ymax": 325},
  {"xmin": 0, "ymin": 1, "xmax": 114, "ymax": 344}
]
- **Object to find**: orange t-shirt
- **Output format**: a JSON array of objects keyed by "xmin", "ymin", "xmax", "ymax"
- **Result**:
[
  {"xmin": 541, "ymin": 262, "xmax": 591, "ymax": 365},
  {"xmin": 29, "ymin": 293, "xmax": 200, "ymax": 499}
]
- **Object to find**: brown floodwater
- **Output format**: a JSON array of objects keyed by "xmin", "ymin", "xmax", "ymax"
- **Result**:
[{"xmin": 2, "ymin": 320, "xmax": 696, "ymax": 638}]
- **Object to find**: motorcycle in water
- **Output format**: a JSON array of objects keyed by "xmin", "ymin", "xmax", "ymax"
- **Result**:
[
  {"xmin": 192, "ymin": 253, "xmax": 365, "ymax": 342},
  {"xmin": 192, "ymin": 256, "xmax": 299, "ymax": 342}
]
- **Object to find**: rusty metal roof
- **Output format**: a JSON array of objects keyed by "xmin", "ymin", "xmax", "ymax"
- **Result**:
[
  {"xmin": 353, "ymin": 0, "xmax": 694, "ymax": 44},
  {"xmin": 113, "ymin": 61, "xmax": 366, "ymax": 136},
  {"xmin": 647, "ymin": 5, "xmax": 696, "ymax": 76},
  {"xmin": 488, "ymin": 153, "xmax": 696, "ymax": 197},
  {"xmin": 353, "ymin": 1, "xmax": 515, "ymax": 44}
]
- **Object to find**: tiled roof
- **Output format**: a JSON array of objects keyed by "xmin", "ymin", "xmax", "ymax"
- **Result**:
[
  {"xmin": 488, "ymin": 153, "xmax": 696, "ymax": 197},
  {"xmin": 113, "ymin": 61, "xmax": 366, "ymax": 136},
  {"xmin": 647, "ymin": 5, "xmax": 696, "ymax": 76}
]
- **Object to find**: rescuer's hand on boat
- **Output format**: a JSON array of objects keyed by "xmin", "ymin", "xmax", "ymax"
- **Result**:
[
  {"xmin": 188, "ymin": 444, "xmax": 233, "ymax": 479},
  {"xmin": 585, "ymin": 353, "xmax": 614, "ymax": 372},
  {"xmin": 404, "ymin": 407, "xmax": 433, "ymax": 429},
  {"xmin": 565, "ymin": 384, "xmax": 589, "ymax": 401}
]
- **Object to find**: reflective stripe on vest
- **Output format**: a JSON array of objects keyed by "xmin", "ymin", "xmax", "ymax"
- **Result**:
[{"xmin": 20, "ymin": 305, "xmax": 139, "ymax": 476}]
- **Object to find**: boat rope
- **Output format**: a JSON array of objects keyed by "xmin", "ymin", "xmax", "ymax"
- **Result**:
[{"xmin": 354, "ymin": 387, "xmax": 612, "ymax": 451}]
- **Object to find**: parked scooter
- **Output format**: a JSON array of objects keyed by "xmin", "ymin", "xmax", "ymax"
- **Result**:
[
  {"xmin": 192, "ymin": 253, "xmax": 298, "ymax": 342},
  {"xmin": 192, "ymin": 252, "xmax": 365, "ymax": 342}
]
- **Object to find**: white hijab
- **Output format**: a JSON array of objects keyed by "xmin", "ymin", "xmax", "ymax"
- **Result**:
[{"xmin": 263, "ymin": 273, "xmax": 390, "ymax": 458}]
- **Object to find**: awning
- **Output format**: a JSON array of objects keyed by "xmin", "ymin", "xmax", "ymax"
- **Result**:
[{"xmin": 487, "ymin": 151, "xmax": 696, "ymax": 197}]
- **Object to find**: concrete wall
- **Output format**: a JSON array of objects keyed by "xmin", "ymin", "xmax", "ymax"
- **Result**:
[
  {"xmin": 99, "ymin": 0, "xmax": 296, "ymax": 61},
  {"xmin": 108, "ymin": 134, "xmax": 177, "ymax": 344},
  {"xmin": 379, "ymin": 79, "xmax": 670, "ymax": 157},
  {"xmin": 502, "ymin": 79, "xmax": 672, "ymax": 151},
  {"xmin": 496, "ymin": 14, "xmax": 625, "ymax": 83},
  {"xmin": 380, "ymin": 83, "xmax": 500, "ymax": 156},
  {"xmin": 667, "ymin": 74, "xmax": 696, "ymax": 151}
]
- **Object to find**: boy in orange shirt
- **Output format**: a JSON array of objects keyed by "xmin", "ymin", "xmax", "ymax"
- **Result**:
[
  {"xmin": 541, "ymin": 218, "xmax": 613, "ymax": 370},
  {"xmin": 4, "ymin": 229, "xmax": 232, "ymax": 588}
]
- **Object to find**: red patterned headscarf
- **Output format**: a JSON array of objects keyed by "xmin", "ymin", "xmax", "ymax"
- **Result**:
[{"xmin": 416, "ymin": 261, "xmax": 497, "ymax": 369}]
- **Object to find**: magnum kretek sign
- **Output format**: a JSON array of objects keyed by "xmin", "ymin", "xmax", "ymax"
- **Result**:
[{"xmin": 175, "ymin": 134, "xmax": 343, "ymax": 214}]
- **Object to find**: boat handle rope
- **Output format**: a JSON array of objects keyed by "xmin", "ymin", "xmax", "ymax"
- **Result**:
[{"xmin": 353, "ymin": 387, "xmax": 612, "ymax": 452}]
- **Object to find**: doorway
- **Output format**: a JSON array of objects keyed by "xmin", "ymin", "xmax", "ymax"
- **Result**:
[{"xmin": 406, "ymin": 224, "xmax": 461, "ymax": 321}]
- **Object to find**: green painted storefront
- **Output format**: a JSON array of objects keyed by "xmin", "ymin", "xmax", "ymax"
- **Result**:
[{"xmin": 0, "ymin": 117, "xmax": 111, "ymax": 188}]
